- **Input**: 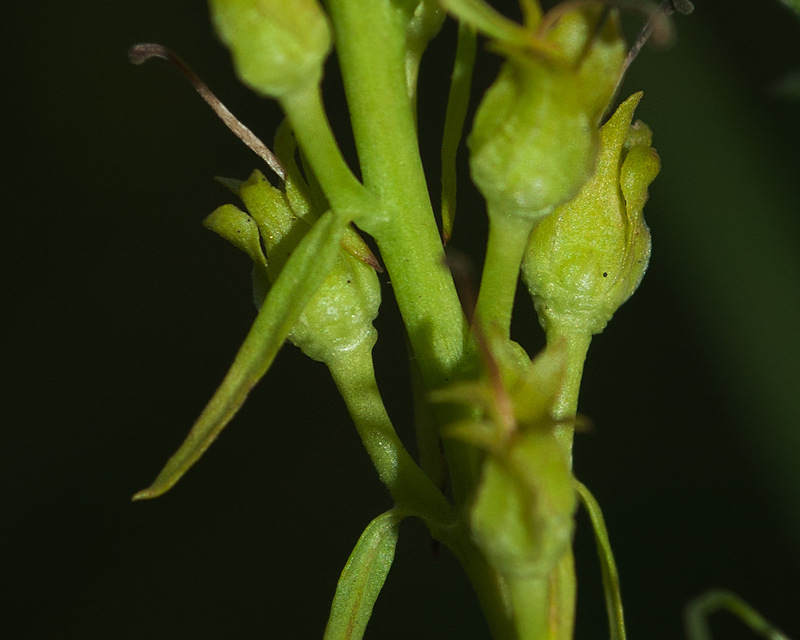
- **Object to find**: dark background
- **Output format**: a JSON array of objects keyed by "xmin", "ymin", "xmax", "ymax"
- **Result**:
[{"xmin": 3, "ymin": 1, "xmax": 800, "ymax": 638}]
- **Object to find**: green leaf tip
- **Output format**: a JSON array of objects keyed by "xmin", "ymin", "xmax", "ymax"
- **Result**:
[
  {"xmin": 324, "ymin": 510, "xmax": 405, "ymax": 640},
  {"xmin": 132, "ymin": 210, "xmax": 349, "ymax": 501}
]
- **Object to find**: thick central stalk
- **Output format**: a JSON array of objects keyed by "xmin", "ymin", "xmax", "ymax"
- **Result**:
[{"xmin": 324, "ymin": 0, "xmax": 469, "ymax": 389}]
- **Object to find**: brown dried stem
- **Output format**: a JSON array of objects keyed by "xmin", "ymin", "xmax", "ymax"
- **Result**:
[{"xmin": 129, "ymin": 43, "xmax": 286, "ymax": 181}]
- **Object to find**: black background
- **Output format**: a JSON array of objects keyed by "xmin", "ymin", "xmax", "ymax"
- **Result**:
[{"xmin": 3, "ymin": 1, "xmax": 800, "ymax": 638}]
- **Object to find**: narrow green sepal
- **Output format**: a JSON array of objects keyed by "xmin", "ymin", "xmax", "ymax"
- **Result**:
[
  {"xmin": 133, "ymin": 210, "xmax": 348, "ymax": 500},
  {"xmin": 323, "ymin": 509, "xmax": 406, "ymax": 640},
  {"xmin": 204, "ymin": 202, "xmax": 271, "ymax": 308},
  {"xmin": 203, "ymin": 203, "xmax": 268, "ymax": 269},
  {"xmin": 574, "ymin": 479, "xmax": 626, "ymax": 640},
  {"xmin": 213, "ymin": 175, "xmax": 245, "ymax": 196}
]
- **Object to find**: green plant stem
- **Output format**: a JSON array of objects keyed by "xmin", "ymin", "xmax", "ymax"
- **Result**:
[
  {"xmin": 441, "ymin": 21, "xmax": 477, "ymax": 243},
  {"xmin": 329, "ymin": 343, "xmax": 516, "ymax": 640},
  {"xmin": 475, "ymin": 213, "xmax": 537, "ymax": 339},
  {"xmin": 550, "ymin": 550, "xmax": 577, "ymax": 640},
  {"xmin": 323, "ymin": 0, "xmax": 469, "ymax": 389},
  {"xmin": 327, "ymin": 343, "xmax": 453, "ymax": 528},
  {"xmin": 538, "ymin": 323, "xmax": 593, "ymax": 638},
  {"xmin": 506, "ymin": 574, "xmax": 550, "ymax": 640},
  {"xmin": 445, "ymin": 538, "xmax": 517, "ymax": 640},
  {"xmin": 279, "ymin": 83, "xmax": 377, "ymax": 221},
  {"xmin": 546, "ymin": 323, "xmax": 593, "ymax": 463}
]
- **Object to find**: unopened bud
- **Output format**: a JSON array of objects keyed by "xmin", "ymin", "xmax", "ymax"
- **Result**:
[
  {"xmin": 209, "ymin": 0, "xmax": 332, "ymax": 98},
  {"xmin": 522, "ymin": 92, "xmax": 660, "ymax": 337},
  {"xmin": 205, "ymin": 166, "xmax": 380, "ymax": 364},
  {"xmin": 469, "ymin": 5, "xmax": 626, "ymax": 221}
]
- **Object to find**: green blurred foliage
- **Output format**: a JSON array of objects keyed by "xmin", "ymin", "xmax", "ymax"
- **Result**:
[{"xmin": 1, "ymin": 1, "xmax": 799, "ymax": 638}]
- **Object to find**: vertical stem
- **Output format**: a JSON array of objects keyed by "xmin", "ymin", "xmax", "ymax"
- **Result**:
[
  {"xmin": 446, "ymin": 538, "xmax": 517, "ymax": 640},
  {"xmin": 475, "ymin": 213, "xmax": 536, "ymax": 339},
  {"xmin": 441, "ymin": 22, "xmax": 477, "ymax": 243},
  {"xmin": 324, "ymin": 0, "xmax": 469, "ymax": 389},
  {"xmin": 549, "ymin": 549, "xmax": 577, "ymax": 640},
  {"xmin": 506, "ymin": 575, "xmax": 550, "ymax": 640},
  {"xmin": 541, "ymin": 324, "xmax": 592, "ymax": 638},
  {"xmin": 546, "ymin": 324, "xmax": 593, "ymax": 464},
  {"xmin": 330, "ymin": 345, "xmax": 516, "ymax": 640}
]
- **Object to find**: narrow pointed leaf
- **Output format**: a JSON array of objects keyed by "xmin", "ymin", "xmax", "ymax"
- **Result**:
[
  {"xmin": 441, "ymin": 21, "xmax": 476, "ymax": 243},
  {"xmin": 134, "ymin": 210, "xmax": 348, "ymax": 500},
  {"xmin": 574, "ymin": 479, "xmax": 626, "ymax": 640},
  {"xmin": 324, "ymin": 510, "xmax": 405, "ymax": 640}
]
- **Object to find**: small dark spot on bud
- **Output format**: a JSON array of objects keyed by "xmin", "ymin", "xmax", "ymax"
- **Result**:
[
  {"xmin": 603, "ymin": 272, "xmax": 608, "ymax": 277},
  {"xmin": 347, "ymin": 279, "xmax": 352, "ymax": 284}
]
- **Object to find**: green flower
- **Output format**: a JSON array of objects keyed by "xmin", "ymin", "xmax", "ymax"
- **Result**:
[
  {"xmin": 205, "ymin": 125, "xmax": 381, "ymax": 364},
  {"xmin": 522, "ymin": 92, "xmax": 660, "ymax": 337},
  {"xmin": 466, "ymin": 3, "xmax": 627, "ymax": 221}
]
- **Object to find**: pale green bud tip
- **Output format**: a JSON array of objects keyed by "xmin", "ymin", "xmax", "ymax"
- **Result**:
[
  {"xmin": 522, "ymin": 92, "xmax": 660, "ymax": 337},
  {"xmin": 210, "ymin": 0, "xmax": 332, "ymax": 98}
]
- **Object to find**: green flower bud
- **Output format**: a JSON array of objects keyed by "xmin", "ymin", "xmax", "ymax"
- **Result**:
[
  {"xmin": 522, "ymin": 92, "xmax": 660, "ymax": 337},
  {"xmin": 469, "ymin": 5, "xmax": 626, "ymax": 221},
  {"xmin": 434, "ymin": 340, "xmax": 576, "ymax": 577},
  {"xmin": 471, "ymin": 427, "xmax": 575, "ymax": 577},
  {"xmin": 205, "ymin": 166, "xmax": 380, "ymax": 364},
  {"xmin": 209, "ymin": 0, "xmax": 332, "ymax": 98}
]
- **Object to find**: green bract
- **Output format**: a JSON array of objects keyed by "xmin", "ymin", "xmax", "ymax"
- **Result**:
[
  {"xmin": 468, "ymin": 4, "xmax": 626, "ymax": 220},
  {"xmin": 209, "ymin": 0, "xmax": 332, "ymax": 98},
  {"xmin": 523, "ymin": 92, "xmax": 660, "ymax": 337}
]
